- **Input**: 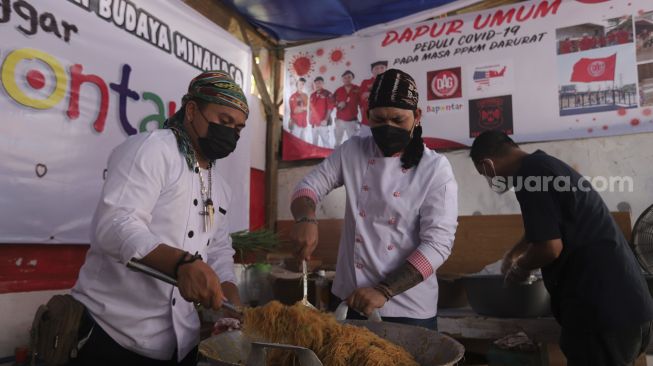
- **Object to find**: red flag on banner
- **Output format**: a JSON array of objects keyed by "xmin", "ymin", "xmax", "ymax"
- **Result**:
[{"xmin": 570, "ymin": 54, "xmax": 616, "ymax": 82}]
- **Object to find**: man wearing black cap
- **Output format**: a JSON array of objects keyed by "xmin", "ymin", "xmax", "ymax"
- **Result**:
[
  {"xmin": 290, "ymin": 69, "xmax": 458, "ymax": 329},
  {"xmin": 333, "ymin": 70, "xmax": 361, "ymax": 145},
  {"xmin": 469, "ymin": 130, "xmax": 653, "ymax": 365},
  {"xmin": 360, "ymin": 61, "xmax": 388, "ymax": 135}
]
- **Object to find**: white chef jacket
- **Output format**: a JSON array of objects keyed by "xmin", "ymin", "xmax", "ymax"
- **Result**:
[
  {"xmin": 293, "ymin": 136, "xmax": 458, "ymax": 319},
  {"xmin": 72, "ymin": 129, "xmax": 236, "ymax": 361}
]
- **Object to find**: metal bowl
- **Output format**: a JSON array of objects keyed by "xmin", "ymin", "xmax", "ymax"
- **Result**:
[
  {"xmin": 199, "ymin": 320, "xmax": 464, "ymax": 365},
  {"xmin": 461, "ymin": 274, "xmax": 551, "ymax": 318}
]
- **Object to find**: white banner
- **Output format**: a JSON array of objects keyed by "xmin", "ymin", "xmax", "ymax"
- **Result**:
[
  {"xmin": 0, "ymin": 0, "xmax": 252, "ymax": 243},
  {"xmin": 282, "ymin": 0, "xmax": 653, "ymax": 160}
]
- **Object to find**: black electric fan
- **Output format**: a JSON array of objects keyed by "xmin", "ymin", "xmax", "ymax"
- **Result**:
[{"xmin": 632, "ymin": 204, "xmax": 653, "ymax": 275}]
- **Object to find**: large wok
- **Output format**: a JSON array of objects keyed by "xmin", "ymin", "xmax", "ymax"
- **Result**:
[{"xmin": 199, "ymin": 319, "xmax": 464, "ymax": 366}]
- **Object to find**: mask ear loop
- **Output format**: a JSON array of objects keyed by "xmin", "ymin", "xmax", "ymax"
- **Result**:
[
  {"xmin": 483, "ymin": 159, "xmax": 499, "ymax": 178},
  {"xmin": 481, "ymin": 161, "xmax": 490, "ymax": 178},
  {"xmin": 408, "ymin": 119, "xmax": 420, "ymax": 138}
]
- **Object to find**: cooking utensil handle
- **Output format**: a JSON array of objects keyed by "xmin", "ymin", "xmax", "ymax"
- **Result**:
[
  {"xmin": 334, "ymin": 302, "xmax": 382, "ymax": 322},
  {"xmin": 302, "ymin": 260, "xmax": 308, "ymax": 299},
  {"xmin": 127, "ymin": 259, "xmax": 178, "ymax": 286},
  {"xmin": 126, "ymin": 259, "xmax": 242, "ymax": 315},
  {"xmin": 247, "ymin": 342, "xmax": 323, "ymax": 366}
]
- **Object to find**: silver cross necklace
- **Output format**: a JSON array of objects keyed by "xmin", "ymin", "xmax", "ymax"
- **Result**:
[{"xmin": 196, "ymin": 162, "xmax": 214, "ymax": 232}]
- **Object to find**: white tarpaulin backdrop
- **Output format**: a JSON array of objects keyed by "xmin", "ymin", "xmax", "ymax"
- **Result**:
[
  {"xmin": 282, "ymin": 0, "xmax": 653, "ymax": 160},
  {"xmin": 0, "ymin": 0, "xmax": 252, "ymax": 243}
]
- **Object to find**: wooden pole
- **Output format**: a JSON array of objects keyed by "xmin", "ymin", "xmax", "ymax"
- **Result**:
[
  {"xmin": 237, "ymin": 19, "xmax": 281, "ymax": 231},
  {"xmin": 265, "ymin": 51, "xmax": 282, "ymax": 231}
]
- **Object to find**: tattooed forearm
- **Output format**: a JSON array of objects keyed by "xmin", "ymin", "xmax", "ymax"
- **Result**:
[
  {"xmin": 374, "ymin": 262, "xmax": 424, "ymax": 299},
  {"xmin": 290, "ymin": 196, "xmax": 317, "ymax": 219}
]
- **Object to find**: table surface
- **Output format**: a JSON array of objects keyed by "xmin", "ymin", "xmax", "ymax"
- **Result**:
[{"xmin": 437, "ymin": 307, "xmax": 561, "ymax": 343}]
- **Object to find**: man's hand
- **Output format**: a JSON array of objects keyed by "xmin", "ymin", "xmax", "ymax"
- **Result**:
[
  {"xmin": 346, "ymin": 287, "xmax": 387, "ymax": 317},
  {"xmin": 221, "ymin": 282, "xmax": 241, "ymax": 306},
  {"xmin": 337, "ymin": 101, "xmax": 346, "ymax": 110},
  {"xmin": 290, "ymin": 222, "xmax": 318, "ymax": 260},
  {"xmin": 290, "ymin": 197, "xmax": 319, "ymax": 260},
  {"xmin": 221, "ymin": 282, "xmax": 243, "ymax": 319},
  {"xmin": 501, "ymin": 237, "xmax": 530, "ymax": 274},
  {"xmin": 504, "ymin": 260, "xmax": 532, "ymax": 284},
  {"xmin": 501, "ymin": 250, "xmax": 515, "ymax": 275},
  {"xmin": 177, "ymin": 260, "xmax": 225, "ymax": 310}
]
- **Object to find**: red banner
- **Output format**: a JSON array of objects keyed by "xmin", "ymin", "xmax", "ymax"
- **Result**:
[
  {"xmin": 282, "ymin": 131, "xmax": 334, "ymax": 160},
  {"xmin": 570, "ymin": 54, "xmax": 617, "ymax": 82}
]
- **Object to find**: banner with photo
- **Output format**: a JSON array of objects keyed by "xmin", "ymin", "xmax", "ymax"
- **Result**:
[
  {"xmin": 0, "ymin": 0, "xmax": 252, "ymax": 243},
  {"xmin": 282, "ymin": 0, "xmax": 653, "ymax": 161}
]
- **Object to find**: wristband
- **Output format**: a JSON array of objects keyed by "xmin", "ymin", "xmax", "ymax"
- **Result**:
[
  {"xmin": 295, "ymin": 216, "xmax": 318, "ymax": 225},
  {"xmin": 174, "ymin": 251, "xmax": 203, "ymax": 279}
]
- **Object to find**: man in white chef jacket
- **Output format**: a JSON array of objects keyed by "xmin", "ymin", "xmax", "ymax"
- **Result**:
[
  {"xmin": 70, "ymin": 71, "xmax": 247, "ymax": 366},
  {"xmin": 290, "ymin": 69, "xmax": 458, "ymax": 330}
]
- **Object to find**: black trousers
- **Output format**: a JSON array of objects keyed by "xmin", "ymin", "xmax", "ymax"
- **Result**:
[
  {"xmin": 68, "ymin": 311, "xmax": 198, "ymax": 366},
  {"xmin": 559, "ymin": 321, "xmax": 652, "ymax": 366}
]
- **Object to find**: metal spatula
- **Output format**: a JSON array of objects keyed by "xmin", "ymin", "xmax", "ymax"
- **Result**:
[{"xmin": 300, "ymin": 260, "xmax": 317, "ymax": 310}]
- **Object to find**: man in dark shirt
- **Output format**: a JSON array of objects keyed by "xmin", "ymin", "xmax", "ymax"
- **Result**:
[{"xmin": 470, "ymin": 130, "xmax": 653, "ymax": 366}]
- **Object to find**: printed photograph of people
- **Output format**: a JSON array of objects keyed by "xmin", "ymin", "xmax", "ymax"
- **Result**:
[
  {"xmin": 556, "ymin": 15, "xmax": 633, "ymax": 55},
  {"xmin": 359, "ymin": 60, "xmax": 388, "ymax": 136},
  {"xmin": 288, "ymin": 77, "xmax": 309, "ymax": 140},
  {"xmin": 334, "ymin": 70, "xmax": 361, "ymax": 146},
  {"xmin": 636, "ymin": 10, "xmax": 653, "ymax": 62},
  {"xmin": 556, "ymin": 16, "xmax": 638, "ymax": 116},
  {"xmin": 309, "ymin": 76, "xmax": 335, "ymax": 147}
]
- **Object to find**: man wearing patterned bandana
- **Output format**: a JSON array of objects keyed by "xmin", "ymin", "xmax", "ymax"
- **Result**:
[
  {"xmin": 290, "ymin": 69, "xmax": 458, "ymax": 330},
  {"xmin": 71, "ymin": 71, "xmax": 248, "ymax": 366}
]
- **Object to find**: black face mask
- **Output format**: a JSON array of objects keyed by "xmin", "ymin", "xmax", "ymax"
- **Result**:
[
  {"xmin": 192, "ymin": 109, "xmax": 239, "ymax": 161},
  {"xmin": 198, "ymin": 123, "xmax": 239, "ymax": 160},
  {"xmin": 371, "ymin": 124, "xmax": 412, "ymax": 157}
]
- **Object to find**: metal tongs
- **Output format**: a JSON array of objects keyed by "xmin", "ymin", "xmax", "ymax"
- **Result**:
[{"xmin": 126, "ymin": 259, "xmax": 242, "ymax": 316}]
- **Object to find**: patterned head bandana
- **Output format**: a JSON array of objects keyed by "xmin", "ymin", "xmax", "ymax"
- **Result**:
[
  {"xmin": 368, "ymin": 68, "xmax": 419, "ymax": 111},
  {"xmin": 182, "ymin": 71, "xmax": 249, "ymax": 117},
  {"xmin": 164, "ymin": 70, "xmax": 248, "ymax": 170}
]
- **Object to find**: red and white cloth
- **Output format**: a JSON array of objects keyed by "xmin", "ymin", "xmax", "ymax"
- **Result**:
[{"xmin": 292, "ymin": 136, "xmax": 458, "ymax": 319}]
